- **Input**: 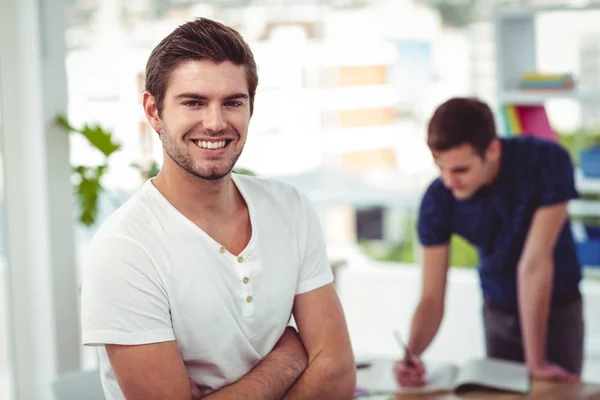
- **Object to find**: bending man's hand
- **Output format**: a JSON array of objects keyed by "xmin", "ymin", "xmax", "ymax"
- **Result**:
[
  {"xmin": 529, "ymin": 361, "xmax": 578, "ymax": 382},
  {"xmin": 393, "ymin": 354, "xmax": 425, "ymax": 387}
]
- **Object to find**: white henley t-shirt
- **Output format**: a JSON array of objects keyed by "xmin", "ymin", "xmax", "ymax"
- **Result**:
[{"xmin": 80, "ymin": 173, "xmax": 334, "ymax": 399}]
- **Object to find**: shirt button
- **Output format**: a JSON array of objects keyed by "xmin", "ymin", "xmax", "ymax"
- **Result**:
[
  {"xmin": 237, "ymin": 256, "xmax": 244, "ymax": 263},
  {"xmin": 243, "ymin": 277, "xmax": 249, "ymax": 284},
  {"xmin": 219, "ymin": 246, "xmax": 226, "ymax": 254},
  {"xmin": 246, "ymin": 295, "xmax": 253, "ymax": 303}
]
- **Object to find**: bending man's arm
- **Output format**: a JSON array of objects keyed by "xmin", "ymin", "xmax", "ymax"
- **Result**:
[
  {"xmin": 283, "ymin": 283, "xmax": 356, "ymax": 400},
  {"xmin": 107, "ymin": 326, "xmax": 308, "ymax": 400},
  {"xmin": 406, "ymin": 244, "xmax": 449, "ymax": 355},
  {"xmin": 395, "ymin": 244, "xmax": 449, "ymax": 387},
  {"xmin": 517, "ymin": 202, "xmax": 576, "ymax": 380}
]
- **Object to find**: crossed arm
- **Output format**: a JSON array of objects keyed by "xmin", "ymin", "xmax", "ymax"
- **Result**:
[
  {"xmin": 106, "ymin": 284, "xmax": 356, "ymax": 399},
  {"xmin": 283, "ymin": 284, "xmax": 356, "ymax": 399},
  {"xmin": 106, "ymin": 326, "xmax": 306, "ymax": 400}
]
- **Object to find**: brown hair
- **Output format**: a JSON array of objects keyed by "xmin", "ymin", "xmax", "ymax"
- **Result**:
[
  {"xmin": 427, "ymin": 97, "xmax": 497, "ymax": 156},
  {"xmin": 145, "ymin": 17, "xmax": 258, "ymax": 116}
]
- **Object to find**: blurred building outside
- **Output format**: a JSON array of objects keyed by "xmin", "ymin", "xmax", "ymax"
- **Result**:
[
  {"xmin": 65, "ymin": 0, "xmax": 462, "ymax": 268},
  {"xmin": 64, "ymin": 0, "xmax": 600, "ymax": 270}
]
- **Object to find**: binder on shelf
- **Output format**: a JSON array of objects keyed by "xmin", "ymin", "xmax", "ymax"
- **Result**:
[
  {"xmin": 500, "ymin": 104, "xmax": 558, "ymax": 142},
  {"xmin": 501, "ymin": 105, "xmax": 523, "ymax": 135},
  {"xmin": 519, "ymin": 72, "xmax": 575, "ymax": 91}
]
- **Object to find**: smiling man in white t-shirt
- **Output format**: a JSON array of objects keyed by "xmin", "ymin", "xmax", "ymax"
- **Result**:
[{"xmin": 80, "ymin": 17, "xmax": 356, "ymax": 400}]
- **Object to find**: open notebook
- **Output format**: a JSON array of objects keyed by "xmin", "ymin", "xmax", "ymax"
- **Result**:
[{"xmin": 372, "ymin": 358, "xmax": 531, "ymax": 395}]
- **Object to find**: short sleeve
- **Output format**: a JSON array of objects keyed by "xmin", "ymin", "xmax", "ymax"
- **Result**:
[
  {"xmin": 417, "ymin": 180, "xmax": 452, "ymax": 246},
  {"xmin": 80, "ymin": 234, "xmax": 175, "ymax": 346},
  {"xmin": 295, "ymin": 193, "xmax": 334, "ymax": 295},
  {"xmin": 537, "ymin": 144, "xmax": 579, "ymax": 207}
]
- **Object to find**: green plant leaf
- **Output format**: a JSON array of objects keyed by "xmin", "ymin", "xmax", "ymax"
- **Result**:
[
  {"xmin": 131, "ymin": 160, "xmax": 161, "ymax": 179},
  {"xmin": 232, "ymin": 167, "xmax": 255, "ymax": 176},
  {"xmin": 78, "ymin": 123, "xmax": 121, "ymax": 157},
  {"xmin": 56, "ymin": 114, "xmax": 76, "ymax": 132},
  {"xmin": 55, "ymin": 114, "xmax": 121, "ymax": 157},
  {"xmin": 73, "ymin": 164, "xmax": 108, "ymax": 226},
  {"xmin": 56, "ymin": 114, "xmax": 119, "ymax": 226}
]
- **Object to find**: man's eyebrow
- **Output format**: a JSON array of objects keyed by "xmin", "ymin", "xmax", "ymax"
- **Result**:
[
  {"xmin": 174, "ymin": 92, "xmax": 249, "ymax": 101},
  {"xmin": 224, "ymin": 93, "xmax": 249, "ymax": 101}
]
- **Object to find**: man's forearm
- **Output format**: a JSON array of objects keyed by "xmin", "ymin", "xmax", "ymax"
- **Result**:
[
  {"xmin": 203, "ymin": 328, "xmax": 307, "ymax": 400},
  {"xmin": 407, "ymin": 298, "xmax": 444, "ymax": 356},
  {"xmin": 203, "ymin": 350, "xmax": 304, "ymax": 400},
  {"xmin": 282, "ymin": 354, "xmax": 356, "ymax": 400},
  {"xmin": 518, "ymin": 258, "xmax": 554, "ymax": 368}
]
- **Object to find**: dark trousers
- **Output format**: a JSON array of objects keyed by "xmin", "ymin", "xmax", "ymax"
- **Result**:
[{"xmin": 482, "ymin": 293, "xmax": 584, "ymax": 375}]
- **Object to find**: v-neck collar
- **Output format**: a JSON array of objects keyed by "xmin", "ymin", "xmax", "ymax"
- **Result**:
[{"xmin": 144, "ymin": 173, "xmax": 256, "ymax": 258}]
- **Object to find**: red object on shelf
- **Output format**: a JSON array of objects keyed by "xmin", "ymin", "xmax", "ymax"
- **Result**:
[{"xmin": 515, "ymin": 104, "xmax": 558, "ymax": 142}]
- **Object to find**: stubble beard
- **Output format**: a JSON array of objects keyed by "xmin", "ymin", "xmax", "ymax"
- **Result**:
[{"xmin": 159, "ymin": 122, "xmax": 243, "ymax": 181}]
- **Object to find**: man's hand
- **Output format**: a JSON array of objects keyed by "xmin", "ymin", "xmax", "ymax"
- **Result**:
[
  {"xmin": 393, "ymin": 355, "xmax": 425, "ymax": 387},
  {"xmin": 529, "ymin": 361, "xmax": 578, "ymax": 382},
  {"xmin": 189, "ymin": 378, "xmax": 202, "ymax": 399}
]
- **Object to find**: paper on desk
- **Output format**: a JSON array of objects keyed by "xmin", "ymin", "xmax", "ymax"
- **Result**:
[{"xmin": 372, "ymin": 360, "xmax": 458, "ymax": 394}]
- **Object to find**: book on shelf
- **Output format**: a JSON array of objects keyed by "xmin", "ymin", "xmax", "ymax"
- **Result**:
[
  {"xmin": 519, "ymin": 72, "xmax": 575, "ymax": 91},
  {"xmin": 501, "ymin": 104, "xmax": 558, "ymax": 142}
]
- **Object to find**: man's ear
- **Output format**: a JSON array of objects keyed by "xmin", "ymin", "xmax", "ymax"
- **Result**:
[
  {"xmin": 143, "ymin": 91, "xmax": 161, "ymax": 133},
  {"xmin": 485, "ymin": 138, "xmax": 501, "ymax": 161}
]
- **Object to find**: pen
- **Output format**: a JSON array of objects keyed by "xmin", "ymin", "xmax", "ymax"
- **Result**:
[{"xmin": 393, "ymin": 329, "xmax": 416, "ymax": 367}]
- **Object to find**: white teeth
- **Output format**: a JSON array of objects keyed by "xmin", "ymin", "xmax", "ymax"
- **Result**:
[{"xmin": 196, "ymin": 140, "xmax": 227, "ymax": 149}]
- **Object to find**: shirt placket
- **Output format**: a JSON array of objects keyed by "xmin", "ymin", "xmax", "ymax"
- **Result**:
[
  {"xmin": 236, "ymin": 254, "xmax": 254, "ymax": 318},
  {"xmin": 220, "ymin": 245, "xmax": 254, "ymax": 318}
]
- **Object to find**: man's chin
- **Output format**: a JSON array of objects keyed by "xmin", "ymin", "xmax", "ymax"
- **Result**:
[
  {"xmin": 189, "ymin": 164, "xmax": 237, "ymax": 181},
  {"xmin": 452, "ymin": 190, "xmax": 472, "ymax": 200},
  {"xmin": 194, "ymin": 170, "xmax": 232, "ymax": 181}
]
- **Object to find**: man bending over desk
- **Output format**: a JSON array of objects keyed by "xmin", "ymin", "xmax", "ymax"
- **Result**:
[
  {"xmin": 80, "ymin": 17, "xmax": 355, "ymax": 400},
  {"xmin": 395, "ymin": 97, "xmax": 584, "ymax": 387}
]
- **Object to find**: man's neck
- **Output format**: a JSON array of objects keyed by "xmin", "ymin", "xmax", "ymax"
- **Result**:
[{"xmin": 152, "ymin": 161, "xmax": 238, "ymax": 222}]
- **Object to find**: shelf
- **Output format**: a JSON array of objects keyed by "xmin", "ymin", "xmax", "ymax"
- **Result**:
[
  {"xmin": 499, "ymin": 88, "xmax": 600, "ymax": 105},
  {"xmin": 568, "ymin": 199, "xmax": 600, "ymax": 217},
  {"xmin": 496, "ymin": 3, "xmax": 600, "ymax": 19},
  {"xmin": 575, "ymin": 169, "xmax": 600, "ymax": 194},
  {"xmin": 584, "ymin": 266, "xmax": 600, "ymax": 279}
]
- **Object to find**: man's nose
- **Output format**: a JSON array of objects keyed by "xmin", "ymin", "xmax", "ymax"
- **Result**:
[
  {"xmin": 442, "ymin": 174, "xmax": 457, "ymax": 189},
  {"xmin": 203, "ymin": 104, "xmax": 227, "ymax": 132}
]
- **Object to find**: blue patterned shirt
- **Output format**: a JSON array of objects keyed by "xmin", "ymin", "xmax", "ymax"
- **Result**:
[{"xmin": 418, "ymin": 137, "xmax": 581, "ymax": 309}]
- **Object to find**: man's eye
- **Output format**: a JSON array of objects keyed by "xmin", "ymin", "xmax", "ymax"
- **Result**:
[
  {"xmin": 184, "ymin": 101, "xmax": 202, "ymax": 107},
  {"xmin": 225, "ymin": 101, "xmax": 242, "ymax": 107}
]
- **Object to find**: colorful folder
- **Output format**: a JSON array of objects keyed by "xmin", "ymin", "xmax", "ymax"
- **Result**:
[{"xmin": 501, "ymin": 104, "xmax": 557, "ymax": 142}]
